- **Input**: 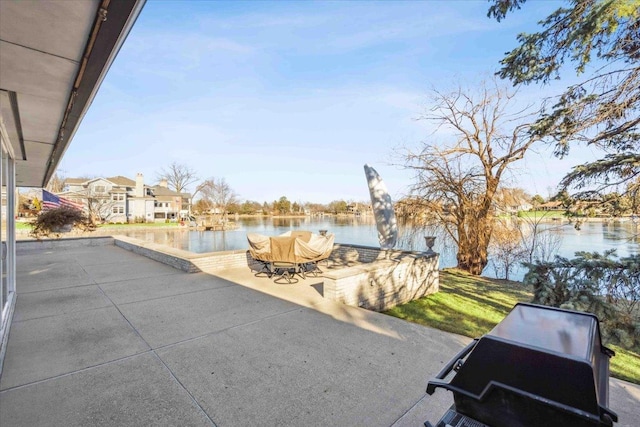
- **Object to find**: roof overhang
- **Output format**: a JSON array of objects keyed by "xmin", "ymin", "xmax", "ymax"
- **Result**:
[{"xmin": 0, "ymin": 0, "xmax": 146, "ymax": 188}]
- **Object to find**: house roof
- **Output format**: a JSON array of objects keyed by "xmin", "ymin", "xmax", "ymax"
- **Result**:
[
  {"xmin": 85, "ymin": 177, "xmax": 114, "ymax": 185},
  {"xmin": 65, "ymin": 175, "xmax": 135, "ymax": 188},
  {"xmin": 0, "ymin": 0, "xmax": 146, "ymax": 187},
  {"xmin": 106, "ymin": 175, "xmax": 136, "ymax": 186},
  {"xmin": 151, "ymin": 185, "xmax": 184, "ymax": 197},
  {"xmin": 64, "ymin": 178, "xmax": 87, "ymax": 185},
  {"xmin": 539, "ymin": 201, "xmax": 563, "ymax": 208}
]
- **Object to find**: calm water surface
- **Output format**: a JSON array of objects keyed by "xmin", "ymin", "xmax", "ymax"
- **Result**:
[{"xmin": 122, "ymin": 217, "xmax": 639, "ymax": 280}]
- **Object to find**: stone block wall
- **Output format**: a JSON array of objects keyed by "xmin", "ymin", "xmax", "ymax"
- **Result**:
[
  {"xmin": 329, "ymin": 243, "xmax": 414, "ymax": 264},
  {"xmin": 114, "ymin": 238, "xmax": 195, "ymax": 271},
  {"xmin": 190, "ymin": 251, "xmax": 261, "ymax": 273},
  {"xmin": 113, "ymin": 235, "xmax": 262, "ymax": 273},
  {"xmin": 17, "ymin": 236, "xmax": 114, "ymax": 253},
  {"xmin": 323, "ymin": 247, "xmax": 439, "ymax": 312}
]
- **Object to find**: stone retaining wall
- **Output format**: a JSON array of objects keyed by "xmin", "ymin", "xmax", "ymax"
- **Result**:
[
  {"xmin": 16, "ymin": 236, "xmax": 114, "ymax": 253},
  {"xmin": 324, "ymin": 244, "xmax": 439, "ymax": 311},
  {"xmin": 112, "ymin": 235, "xmax": 259, "ymax": 273},
  {"xmin": 329, "ymin": 243, "xmax": 403, "ymax": 264}
]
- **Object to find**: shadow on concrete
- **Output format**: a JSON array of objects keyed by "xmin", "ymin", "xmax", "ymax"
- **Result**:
[
  {"xmin": 4, "ymin": 239, "xmax": 638, "ymax": 427},
  {"xmin": 311, "ymin": 282, "xmax": 324, "ymax": 297}
]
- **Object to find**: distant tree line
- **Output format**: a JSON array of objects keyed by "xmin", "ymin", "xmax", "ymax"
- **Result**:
[
  {"xmin": 208, "ymin": 197, "xmax": 367, "ymax": 216},
  {"xmin": 552, "ymin": 185, "xmax": 640, "ymax": 219},
  {"xmin": 154, "ymin": 161, "xmax": 369, "ymax": 217}
]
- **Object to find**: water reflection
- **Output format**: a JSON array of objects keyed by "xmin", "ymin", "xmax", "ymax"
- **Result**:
[
  {"xmin": 561, "ymin": 221, "xmax": 638, "ymax": 257},
  {"xmin": 121, "ymin": 217, "xmax": 639, "ymax": 280}
]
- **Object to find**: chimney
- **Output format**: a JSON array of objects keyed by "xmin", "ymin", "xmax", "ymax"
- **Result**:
[
  {"xmin": 159, "ymin": 179, "xmax": 168, "ymax": 188},
  {"xmin": 135, "ymin": 173, "xmax": 144, "ymax": 197}
]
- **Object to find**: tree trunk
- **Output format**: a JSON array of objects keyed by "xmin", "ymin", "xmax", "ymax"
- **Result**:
[
  {"xmin": 457, "ymin": 245, "xmax": 488, "ymax": 275},
  {"xmin": 456, "ymin": 216, "xmax": 492, "ymax": 275}
]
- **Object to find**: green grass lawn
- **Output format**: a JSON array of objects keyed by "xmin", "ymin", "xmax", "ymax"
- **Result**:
[
  {"xmin": 16, "ymin": 221, "xmax": 180, "ymax": 230},
  {"xmin": 95, "ymin": 222, "xmax": 180, "ymax": 229},
  {"xmin": 15, "ymin": 222, "xmax": 32, "ymax": 230},
  {"xmin": 384, "ymin": 268, "xmax": 640, "ymax": 385},
  {"xmin": 516, "ymin": 210, "xmax": 566, "ymax": 219}
]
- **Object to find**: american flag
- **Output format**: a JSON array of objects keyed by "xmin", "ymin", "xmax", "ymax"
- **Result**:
[{"xmin": 42, "ymin": 189, "xmax": 84, "ymax": 211}]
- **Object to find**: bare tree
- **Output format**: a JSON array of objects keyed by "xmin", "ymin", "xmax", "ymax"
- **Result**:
[
  {"xmin": 45, "ymin": 171, "xmax": 66, "ymax": 193},
  {"xmin": 78, "ymin": 187, "xmax": 118, "ymax": 223},
  {"xmin": 489, "ymin": 214, "xmax": 564, "ymax": 280},
  {"xmin": 403, "ymin": 80, "xmax": 549, "ymax": 275},
  {"xmin": 156, "ymin": 162, "xmax": 198, "ymax": 194},
  {"xmin": 527, "ymin": 224, "xmax": 563, "ymax": 263},
  {"xmin": 195, "ymin": 177, "xmax": 238, "ymax": 221},
  {"xmin": 518, "ymin": 210, "xmax": 564, "ymax": 264},
  {"xmin": 489, "ymin": 218, "xmax": 529, "ymax": 281}
]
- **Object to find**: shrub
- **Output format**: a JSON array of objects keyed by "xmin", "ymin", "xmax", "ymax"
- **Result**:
[
  {"xmin": 488, "ymin": 219, "xmax": 528, "ymax": 280},
  {"xmin": 523, "ymin": 251, "xmax": 640, "ymax": 351},
  {"xmin": 30, "ymin": 207, "xmax": 95, "ymax": 239}
]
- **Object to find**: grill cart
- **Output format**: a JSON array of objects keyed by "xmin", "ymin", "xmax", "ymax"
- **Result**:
[{"xmin": 425, "ymin": 303, "xmax": 618, "ymax": 427}]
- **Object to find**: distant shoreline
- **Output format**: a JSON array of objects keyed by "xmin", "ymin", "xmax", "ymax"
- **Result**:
[
  {"xmin": 14, "ymin": 213, "xmax": 638, "ymax": 236},
  {"xmin": 518, "ymin": 216, "xmax": 638, "ymax": 223}
]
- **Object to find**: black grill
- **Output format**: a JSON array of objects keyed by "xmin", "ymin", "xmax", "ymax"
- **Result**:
[{"xmin": 425, "ymin": 303, "xmax": 618, "ymax": 427}]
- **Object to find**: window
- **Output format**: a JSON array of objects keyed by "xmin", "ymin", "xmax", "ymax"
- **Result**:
[
  {"xmin": 119, "ymin": 206, "xmax": 124, "ymax": 214},
  {"xmin": 112, "ymin": 207, "xmax": 119, "ymax": 214},
  {"xmin": 94, "ymin": 185, "xmax": 106, "ymax": 193}
]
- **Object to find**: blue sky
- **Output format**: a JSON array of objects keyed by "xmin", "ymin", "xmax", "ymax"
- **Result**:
[{"xmin": 63, "ymin": 0, "xmax": 600, "ymax": 204}]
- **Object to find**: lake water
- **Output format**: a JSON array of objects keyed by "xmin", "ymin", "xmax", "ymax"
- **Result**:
[{"xmin": 122, "ymin": 216, "xmax": 640, "ymax": 281}]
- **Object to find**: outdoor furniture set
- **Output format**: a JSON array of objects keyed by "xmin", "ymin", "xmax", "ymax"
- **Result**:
[{"xmin": 247, "ymin": 230, "xmax": 335, "ymax": 284}]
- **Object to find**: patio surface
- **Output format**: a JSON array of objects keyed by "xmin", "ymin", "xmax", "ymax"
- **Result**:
[{"xmin": 1, "ymin": 243, "xmax": 639, "ymax": 426}]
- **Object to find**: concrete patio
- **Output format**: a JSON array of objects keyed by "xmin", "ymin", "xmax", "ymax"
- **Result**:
[{"xmin": 1, "ymin": 242, "xmax": 639, "ymax": 426}]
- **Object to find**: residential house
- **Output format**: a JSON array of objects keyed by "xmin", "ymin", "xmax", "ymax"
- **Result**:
[
  {"xmin": 538, "ymin": 201, "xmax": 564, "ymax": 211},
  {"xmin": 152, "ymin": 179, "xmax": 190, "ymax": 221},
  {"xmin": 493, "ymin": 188, "xmax": 533, "ymax": 215},
  {"xmin": 346, "ymin": 202, "xmax": 372, "ymax": 216},
  {"xmin": 61, "ymin": 174, "xmax": 190, "ymax": 223}
]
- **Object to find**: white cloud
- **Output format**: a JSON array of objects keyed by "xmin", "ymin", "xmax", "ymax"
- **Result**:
[{"xmin": 199, "ymin": 12, "xmax": 330, "ymax": 30}]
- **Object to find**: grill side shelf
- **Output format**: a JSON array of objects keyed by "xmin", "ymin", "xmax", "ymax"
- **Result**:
[{"xmin": 426, "ymin": 339, "xmax": 478, "ymax": 395}]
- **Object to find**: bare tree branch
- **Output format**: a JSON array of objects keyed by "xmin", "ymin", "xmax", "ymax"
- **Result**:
[
  {"xmin": 401, "ymin": 79, "xmax": 547, "ymax": 275},
  {"xmin": 156, "ymin": 162, "xmax": 199, "ymax": 194}
]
